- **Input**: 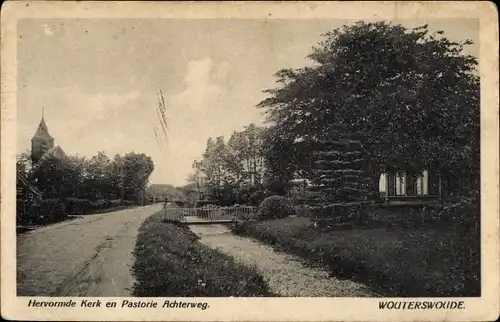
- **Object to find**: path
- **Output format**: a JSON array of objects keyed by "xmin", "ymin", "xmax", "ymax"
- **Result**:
[
  {"xmin": 16, "ymin": 204, "xmax": 162, "ymax": 296},
  {"xmin": 189, "ymin": 224, "xmax": 377, "ymax": 297}
]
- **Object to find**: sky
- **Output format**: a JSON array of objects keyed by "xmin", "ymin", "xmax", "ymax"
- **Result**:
[{"xmin": 17, "ymin": 18, "xmax": 478, "ymax": 186}]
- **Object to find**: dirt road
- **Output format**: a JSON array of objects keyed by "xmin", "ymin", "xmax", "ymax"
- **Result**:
[
  {"xmin": 189, "ymin": 224, "xmax": 377, "ymax": 297},
  {"xmin": 16, "ymin": 204, "xmax": 162, "ymax": 296}
]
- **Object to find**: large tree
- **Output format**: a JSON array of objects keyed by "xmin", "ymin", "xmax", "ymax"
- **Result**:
[
  {"xmin": 188, "ymin": 124, "xmax": 267, "ymax": 204},
  {"xmin": 226, "ymin": 123, "xmax": 266, "ymax": 186},
  {"xmin": 118, "ymin": 152, "xmax": 155, "ymax": 202},
  {"xmin": 259, "ymin": 21, "xmax": 479, "ymax": 200},
  {"xmin": 189, "ymin": 137, "xmax": 233, "ymax": 202}
]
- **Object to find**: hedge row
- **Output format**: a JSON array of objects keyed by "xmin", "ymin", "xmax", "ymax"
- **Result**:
[
  {"xmin": 17, "ymin": 199, "xmax": 67, "ymax": 225},
  {"xmin": 64, "ymin": 198, "xmax": 134, "ymax": 216},
  {"xmin": 293, "ymin": 201, "xmax": 477, "ymax": 229},
  {"xmin": 17, "ymin": 198, "xmax": 136, "ymax": 226}
]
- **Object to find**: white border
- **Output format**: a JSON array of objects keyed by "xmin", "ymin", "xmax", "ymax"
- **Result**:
[{"xmin": 1, "ymin": 1, "xmax": 498, "ymax": 321}]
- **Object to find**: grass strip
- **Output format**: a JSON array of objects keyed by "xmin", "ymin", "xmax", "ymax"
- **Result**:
[
  {"xmin": 132, "ymin": 212, "xmax": 274, "ymax": 297},
  {"xmin": 233, "ymin": 217, "xmax": 480, "ymax": 297}
]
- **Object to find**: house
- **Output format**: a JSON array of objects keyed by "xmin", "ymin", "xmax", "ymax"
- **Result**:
[
  {"xmin": 17, "ymin": 171, "xmax": 43, "ymax": 201},
  {"xmin": 379, "ymin": 170, "xmax": 443, "ymax": 205},
  {"xmin": 16, "ymin": 170, "xmax": 43, "ymax": 222},
  {"xmin": 288, "ymin": 169, "xmax": 444, "ymax": 205}
]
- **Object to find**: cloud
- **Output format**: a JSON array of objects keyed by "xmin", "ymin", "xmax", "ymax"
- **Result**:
[
  {"xmin": 167, "ymin": 58, "xmax": 227, "ymax": 135},
  {"xmin": 17, "ymin": 57, "xmax": 264, "ymax": 186},
  {"xmin": 184, "ymin": 58, "xmax": 214, "ymax": 87},
  {"xmin": 153, "ymin": 58, "xmax": 234, "ymax": 183}
]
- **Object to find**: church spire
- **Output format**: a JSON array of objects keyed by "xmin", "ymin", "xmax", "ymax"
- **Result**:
[
  {"xmin": 31, "ymin": 110, "xmax": 55, "ymax": 163},
  {"xmin": 33, "ymin": 116, "xmax": 53, "ymax": 141}
]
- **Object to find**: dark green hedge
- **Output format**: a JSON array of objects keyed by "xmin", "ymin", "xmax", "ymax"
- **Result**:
[{"xmin": 17, "ymin": 198, "xmax": 137, "ymax": 226}]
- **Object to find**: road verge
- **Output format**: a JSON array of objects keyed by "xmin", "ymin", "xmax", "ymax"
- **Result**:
[{"xmin": 131, "ymin": 211, "xmax": 274, "ymax": 297}]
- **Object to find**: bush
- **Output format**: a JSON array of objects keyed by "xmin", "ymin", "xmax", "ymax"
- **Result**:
[
  {"xmin": 132, "ymin": 212, "xmax": 273, "ymax": 297},
  {"xmin": 17, "ymin": 200, "xmax": 40, "ymax": 225},
  {"xmin": 231, "ymin": 219, "xmax": 252, "ymax": 235},
  {"xmin": 195, "ymin": 200, "xmax": 219, "ymax": 208},
  {"xmin": 438, "ymin": 195, "xmax": 479, "ymax": 229},
  {"xmin": 123, "ymin": 200, "xmax": 134, "ymax": 206},
  {"xmin": 235, "ymin": 210, "xmax": 257, "ymax": 221},
  {"xmin": 64, "ymin": 198, "xmax": 92, "ymax": 215},
  {"xmin": 36, "ymin": 199, "xmax": 67, "ymax": 223},
  {"xmin": 109, "ymin": 199, "xmax": 122, "ymax": 206},
  {"xmin": 256, "ymin": 195, "xmax": 295, "ymax": 220},
  {"xmin": 248, "ymin": 190, "xmax": 266, "ymax": 206},
  {"xmin": 90, "ymin": 199, "xmax": 108, "ymax": 211},
  {"xmin": 173, "ymin": 200, "xmax": 185, "ymax": 207}
]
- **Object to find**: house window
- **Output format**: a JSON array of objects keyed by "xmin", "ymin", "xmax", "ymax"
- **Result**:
[
  {"xmin": 423, "ymin": 170, "xmax": 429, "ymax": 195},
  {"xmin": 395, "ymin": 173, "xmax": 405, "ymax": 196},
  {"xmin": 379, "ymin": 173, "xmax": 387, "ymax": 195},
  {"xmin": 417, "ymin": 176, "xmax": 424, "ymax": 195},
  {"xmin": 416, "ymin": 170, "xmax": 429, "ymax": 196}
]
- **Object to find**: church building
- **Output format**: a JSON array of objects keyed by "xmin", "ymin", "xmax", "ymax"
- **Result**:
[
  {"xmin": 17, "ymin": 113, "xmax": 68, "ymax": 204},
  {"xmin": 31, "ymin": 113, "xmax": 67, "ymax": 166}
]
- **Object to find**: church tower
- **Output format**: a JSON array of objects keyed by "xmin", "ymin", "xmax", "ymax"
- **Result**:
[{"xmin": 31, "ymin": 110, "xmax": 54, "ymax": 163}]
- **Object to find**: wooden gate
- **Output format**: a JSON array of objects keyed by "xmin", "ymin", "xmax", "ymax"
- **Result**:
[{"xmin": 163, "ymin": 206, "xmax": 256, "ymax": 224}]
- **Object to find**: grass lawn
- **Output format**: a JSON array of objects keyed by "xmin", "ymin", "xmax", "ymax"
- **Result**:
[
  {"xmin": 132, "ymin": 212, "xmax": 274, "ymax": 297},
  {"xmin": 233, "ymin": 217, "xmax": 480, "ymax": 297}
]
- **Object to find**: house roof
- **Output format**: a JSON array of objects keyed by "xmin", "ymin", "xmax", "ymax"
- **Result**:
[
  {"xmin": 31, "ymin": 145, "xmax": 68, "ymax": 172},
  {"xmin": 16, "ymin": 171, "xmax": 43, "ymax": 196},
  {"xmin": 49, "ymin": 145, "xmax": 67, "ymax": 159}
]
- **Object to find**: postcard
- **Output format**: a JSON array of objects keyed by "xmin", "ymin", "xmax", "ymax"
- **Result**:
[{"xmin": 1, "ymin": 1, "xmax": 499, "ymax": 321}]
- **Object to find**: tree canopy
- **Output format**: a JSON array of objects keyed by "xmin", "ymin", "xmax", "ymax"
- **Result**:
[
  {"xmin": 259, "ymin": 21, "xmax": 480, "ymax": 199},
  {"xmin": 17, "ymin": 150, "xmax": 155, "ymax": 202},
  {"xmin": 188, "ymin": 123, "xmax": 266, "ymax": 204}
]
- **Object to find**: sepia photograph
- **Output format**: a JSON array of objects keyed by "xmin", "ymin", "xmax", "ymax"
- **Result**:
[{"xmin": 1, "ymin": 1, "xmax": 499, "ymax": 321}]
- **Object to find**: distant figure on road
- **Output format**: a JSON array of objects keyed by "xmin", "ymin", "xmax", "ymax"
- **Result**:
[{"xmin": 163, "ymin": 197, "xmax": 169, "ymax": 209}]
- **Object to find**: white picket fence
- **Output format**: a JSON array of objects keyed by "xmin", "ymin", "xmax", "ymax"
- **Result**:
[{"xmin": 164, "ymin": 206, "xmax": 257, "ymax": 223}]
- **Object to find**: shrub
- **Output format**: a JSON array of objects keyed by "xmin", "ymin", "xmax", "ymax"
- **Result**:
[
  {"xmin": 195, "ymin": 200, "xmax": 219, "ymax": 208},
  {"xmin": 64, "ymin": 198, "xmax": 92, "ymax": 215},
  {"xmin": 90, "ymin": 199, "xmax": 108, "ymax": 211},
  {"xmin": 438, "ymin": 195, "xmax": 479, "ymax": 228},
  {"xmin": 109, "ymin": 199, "xmax": 122, "ymax": 206},
  {"xmin": 37, "ymin": 199, "xmax": 67, "ymax": 223},
  {"xmin": 173, "ymin": 200, "xmax": 185, "ymax": 207},
  {"xmin": 235, "ymin": 210, "xmax": 257, "ymax": 221},
  {"xmin": 248, "ymin": 190, "xmax": 266, "ymax": 206},
  {"xmin": 256, "ymin": 195, "xmax": 295, "ymax": 220},
  {"xmin": 16, "ymin": 200, "xmax": 26, "ymax": 225},
  {"xmin": 123, "ymin": 200, "xmax": 134, "ymax": 206},
  {"xmin": 17, "ymin": 200, "xmax": 40, "ymax": 225},
  {"xmin": 231, "ymin": 219, "xmax": 252, "ymax": 235}
]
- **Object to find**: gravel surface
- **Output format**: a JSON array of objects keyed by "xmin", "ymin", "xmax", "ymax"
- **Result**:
[
  {"xmin": 189, "ymin": 224, "xmax": 377, "ymax": 297},
  {"xmin": 16, "ymin": 204, "xmax": 162, "ymax": 296}
]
